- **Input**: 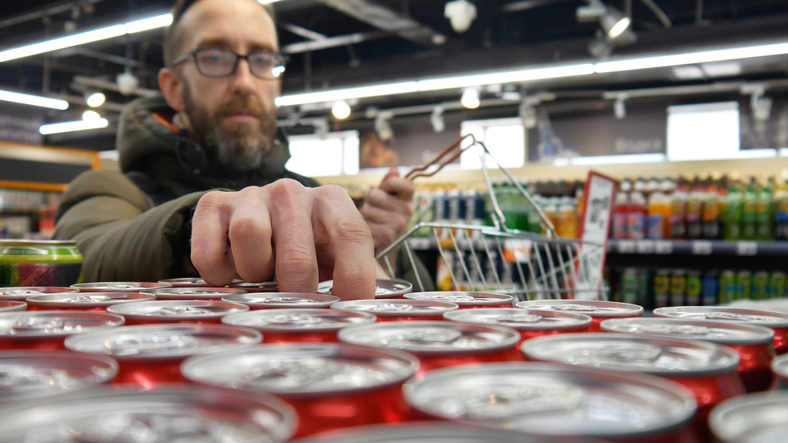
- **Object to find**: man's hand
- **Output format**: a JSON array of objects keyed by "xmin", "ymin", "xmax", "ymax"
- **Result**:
[
  {"xmin": 190, "ymin": 179, "xmax": 376, "ymax": 300},
  {"xmin": 361, "ymin": 167, "xmax": 415, "ymax": 270}
]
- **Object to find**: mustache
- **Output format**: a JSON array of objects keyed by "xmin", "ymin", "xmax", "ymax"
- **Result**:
[{"xmin": 215, "ymin": 96, "xmax": 265, "ymax": 118}]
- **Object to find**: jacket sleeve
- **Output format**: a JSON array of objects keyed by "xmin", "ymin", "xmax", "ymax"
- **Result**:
[{"xmin": 54, "ymin": 170, "xmax": 204, "ymax": 282}]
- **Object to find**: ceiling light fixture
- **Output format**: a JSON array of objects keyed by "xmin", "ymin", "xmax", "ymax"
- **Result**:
[
  {"xmin": 461, "ymin": 88, "xmax": 480, "ymax": 109},
  {"xmin": 86, "ymin": 92, "xmax": 106, "ymax": 108},
  {"xmin": 82, "ymin": 110, "xmax": 101, "ymax": 121},
  {"xmin": 431, "ymin": 106, "xmax": 446, "ymax": 133},
  {"xmin": 331, "ymin": 101, "xmax": 351, "ymax": 119},
  {"xmin": 444, "ymin": 0, "xmax": 477, "ymax": 33},
  {"xmin": 39, "ymin": 118, "xmax": 109, "ymax": 135},
  {"xmin": 0, "ymin": 89, "xmax": 69, "ymax": 110},
  {"xmin": 577, "ymin": 0, "xmax": 631, "ymax": 40}
]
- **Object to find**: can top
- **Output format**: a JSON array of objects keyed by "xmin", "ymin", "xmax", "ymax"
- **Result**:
[
  {"xmin": 654, "ymin": 306, "xmax": 788, "ymax": 328},
  {"xmin": 338, "ymin": 321, "xmax": 520, "ymax": 355},
  {"xmin": 107, "ymin": 300, "xmax": 249, "ymax": 320},
  {"xmin": 332, "ymin": 299, "xmax": 459, "ymax": 318},
  {"xmin": 403, "ymin": 362, "xmax": 697, "ymax": 439},
  {"xmin": 0, "ymin": 311, "xmax": 124, "ymax": 338},
  {"xmin": 405, "ymin": 292, "xmax": 514, "ymax": 307},
  {"xmin": 141, "ymin": 287, "xmax": 247, "ymax": 299},
  {"xmin": 0, "ymin": 287, "xmax": 77, "ymax": 300},
  {"xmin": 26, "ymin": 292, "xmax": 155, "ymax": 308},
  {"xmin": 64, "ymin": 324, "xmax": 262, "ymax": 361},
  {"xmin": 515, "ymin": 299, "xmax": 644, "ymax": 318},
  {"xmin": 318, "ymin": 279, "xmax": 413, "ymax": 299},
  {"xmin": 223, "ymin": 293, "xmax": 340, "ymax": 308},
  {"xmin": 72, "ymin": 282, "xmax": 172, "ymax": 292},
  {"xmin": 0, "ymin": 386, "xmax": 296, "ymax": 443},
  {"xmin": 222, "ymin": 309, "xmax": 376, "ymax": 332},
  {"xmin": 771, "ymin": 353, "xmax": 788, "ymax": 379},
  {"xmin": 600, "ymin": 318, "xmax": 775, "ymax": 345},
  {"xmin": 229, "ymin": 281, "xmax": 280, "ymax": 291},
  {"xmin": 289, "ymin": 423, "xmax": 559, "ymax": 443},
  {"xmin": 0, "ymin": 239, "xmax": 77, "ymax": 247},
  {"xmin": 0, "ymin": 351, "xmax": 118, "ymax": 404},
  {"xmin": 0, "ymin": 301, "xmax": 26, "ymax": 312},
  {"xmin": 157, "ymin": 277, "xmax": 213, "ymax": 287},
  {"xmin": 521, "ymin": 333, "xmax": 740, "ymax": 376},
  {"xmin": 709, "ymin": 391, "xmax": 788, "ymax": 443},
  {"xmin": 181, "ymin": 343, "xmax": 418, "ymax": 397},
  {"xmin": 444, "ymin": 308, "xmax": 592, "ymax": 331}
]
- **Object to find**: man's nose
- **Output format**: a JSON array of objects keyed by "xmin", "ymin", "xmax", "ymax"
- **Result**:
[{"xmin": 230, "ymin": 58, "xmax": 257, "ymax": 95}]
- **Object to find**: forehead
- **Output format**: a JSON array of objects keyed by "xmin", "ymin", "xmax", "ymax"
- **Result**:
[{"xmin": 179, "ymin": 0, "xmax": 278, "ymax": 51}]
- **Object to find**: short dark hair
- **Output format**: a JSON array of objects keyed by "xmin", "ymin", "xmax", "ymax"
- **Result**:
[{"xmin": 163, "ymin": 0, "xmax": 276, "ymax": 67}]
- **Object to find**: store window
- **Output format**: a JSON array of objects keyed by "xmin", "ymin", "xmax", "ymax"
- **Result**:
[
  {"xmin": 666, "ymin": 102, "xmax": 740, "ymax": 161},
  {"xmin": 285, "ymin": 131, "xmax": 360, "ymax": 177},
  {"xmin": 460, "ymin": 118, "xmax": 526, "ymax": 169}
]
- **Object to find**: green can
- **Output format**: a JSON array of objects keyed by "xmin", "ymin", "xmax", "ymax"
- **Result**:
[
  {"xmin": 620, "ymin": 268, "xmax": 639, "ymax": 304},
  {"xmin": 654, "ymin": 269, "xmax": 671, "ymax": 308},
  {"xmin": 0, "ymin": 240, "xmax": 83, "ymax": 287},
  {"xmin": 735, "ymin": 270, "xmax": 752, "ymax": 301},
  {"xmin": 719, "ymin": 270, "xmax": 737, "ymax": 305},
  {"xmin": 770, "ymin": 271, "xmax": 786, "ymax": 299},
  {"xmin": 670, "ymin": 269, "xmax": 687, "ymax": 306},
  {"xmin": 752, "ymin": 271, "xmax": 770, "ymax": 301},
  {"xmin": 686, "ymin": 270, "xmax": 702, "ymax": 306}
]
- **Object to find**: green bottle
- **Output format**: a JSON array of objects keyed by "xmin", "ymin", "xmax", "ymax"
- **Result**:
[
  {"xmin": 756, "ymin": 178, "xmax": 775, "ymax": 241},
  {"xmin": 740, "ymin": 178, "xmax": 758, "ymax": 241},
  {"xmin": 723, "ymin": 187, "xmax": 742, "ymax": 241}
]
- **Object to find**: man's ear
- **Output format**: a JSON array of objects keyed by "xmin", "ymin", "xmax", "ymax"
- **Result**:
[{"xmin": 159, "ymin": 67, "xmax": 186, "ymax": 112}]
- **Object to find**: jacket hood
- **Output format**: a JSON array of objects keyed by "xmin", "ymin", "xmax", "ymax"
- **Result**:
[{"xmin": 116, "ymin": 95, "xmax": 292, "ymax": 195}]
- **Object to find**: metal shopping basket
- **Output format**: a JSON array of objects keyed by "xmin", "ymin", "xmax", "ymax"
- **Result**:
[{"xmin": 375, "ymin": 134, "xmax": 609, "ymax": 302}]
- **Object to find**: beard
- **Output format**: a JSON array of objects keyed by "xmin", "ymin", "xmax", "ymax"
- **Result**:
[{"xmin": 182, "ymin": 85, "xmax": 278, "ymax": 171}]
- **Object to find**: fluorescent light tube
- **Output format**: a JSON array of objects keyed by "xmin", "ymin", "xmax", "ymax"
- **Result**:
[
  {"xmin": 417, "ymin": 64, "xmax": 595, "ymax": 92},
  {"xmin": 555, "ymin": 153, "xmax": 667, "ymax": 166},
  {"xmin": 0, "ymin": 89, "xmax": 68, "ymax": 110},
  {"xmin": 595, "ymin": 41, "xmax": 788, "ymax": 73},
  {"xmin": 124, "ymin": 14, "xmax": 173, "ymax": 34},
  {"xmin": 40, "ymin": 118, "xmax": 109, "ymax": 135},
  {"xmin": 276, "ymin": 82, "xmax": 419, "ymax": 107}
]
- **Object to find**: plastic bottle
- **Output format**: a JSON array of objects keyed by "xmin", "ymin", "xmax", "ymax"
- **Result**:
[
  {"xmin": 612, "ymin": 192, "xmax": 630, "ymax": 239},
  {"xmin": 702, "ymin": 178, "xmax": 722, "ymax": 240},
  {"xmin": 741, "ymin": 177, "xmax": 758, "ymax": 241},
  {"xmin": 543, "ymin": 197, "xmax": 560, "ymax": 236},
  {"xmin": 647, "ymin": 191, "xmax": 670, "ymax": 240},
  {"xmin": 686, "ymin": 177, "xmax": 705, "ymax": 240},
  {"xmin": 775, "ymin": 179, "xmax": 788, "ymax": 240},
  {"xmin": 722, "ymin": 183, "xmax": 742, "ymax": 241},
  {"xmin": 669, "ymin": 179, "xmax": 688, "ymax": 240},
  {"xmin": 556, "ymin": 197, "xmax": 579, "ymax": 239},
  {"xmin": 628, "ymin": 191, "xmax": 646, "ymax": 240}
]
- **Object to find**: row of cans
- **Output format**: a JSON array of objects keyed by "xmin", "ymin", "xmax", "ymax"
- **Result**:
[{"xmin": 613, "ymin": 267, "xmax": 787, "ymax": 309}]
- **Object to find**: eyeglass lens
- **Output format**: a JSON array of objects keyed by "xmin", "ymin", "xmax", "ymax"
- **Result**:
[{"xmin": 195, "ymin": 48, "xmax": 285, "ymax": 79}]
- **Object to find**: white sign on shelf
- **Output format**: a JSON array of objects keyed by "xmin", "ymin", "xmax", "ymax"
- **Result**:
[
  {"xmin": 736, "ymin": 241, "xmax": 758, "ymax": 256},
  {"xmin": 575, "ymin": 171, "xmax": 617, "ymax": 300},
  {"xmin": 691, "ymin": 241, "xmax": 713, "ymax": 255}
]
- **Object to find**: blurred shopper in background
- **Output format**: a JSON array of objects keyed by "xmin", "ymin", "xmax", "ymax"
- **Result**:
[{"xmin": 54, "ymin": 0, "xmax": 432, "ymax": 299}]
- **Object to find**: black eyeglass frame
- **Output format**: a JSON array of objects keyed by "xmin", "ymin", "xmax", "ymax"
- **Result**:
[{"xmin": 170, "ymin": 47, "xmax": 289, "ymax": 80}]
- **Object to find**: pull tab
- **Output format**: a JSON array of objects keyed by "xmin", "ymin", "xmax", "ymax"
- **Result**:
[
  {"xmin": 266, "ymin": 314, "xmax": 324, "ymax": 326},
  {"xmin": 266, "ymin": 297, "xmax": 317, "ymax": 304},
  {"xmin": 461, "ymin": 384, "xmax": 586, "ymax": 420},
  {"xmin": 157, "ymin": 306, "xmax": 213, "ymax": 316},
  {"xmin": 6, "ymin": 290, "xmax": 43, "ymax": 296},
  {"xmin": 399, "ymin": 329, "xmax": 462, "ymax": 344},
  {"xmin": 704, "ymin": 312, "xmax": 770, "ymax": 322},
  {"xmin": 597, "ymin": 344, "xmax": 662, "ymax": 365},
  {"xmin": 421, "ymin": 294, "xmax": 475, "ymax": 302},
  {"xmin": 107, "ymin": 285, "xmax": 138, "ymax": 290},
  {"xmin": 12, "ymin": 317, "xmax": 66, "ymax": 333},
  {"xmin": 553, "ymin": 304, "xmax": 598, "ymax": 312},
  {"xmin": 238, "ymin": 357, "xmax": 338, "ymax": 389},
  {"xmin": 0, "ymin": 365, "xmax": 73, "ymax": 390},
  {"xmin": 368, "ymin": 304, "xmax": 412, "ymax": 312},
  {"xmin": 641, "ymin": 324, "xmax": 711, "ymax": 336},
  {"xmin": 107, "ymin": 333, "xmax": 197, "ymax": 356},
  {"xmin": 492, "ymin": 314, "xmax": 542, "ymax": 325},
  {"xmin": 68, "ymin": 295, "xmax": 112, "ymax": 303}
]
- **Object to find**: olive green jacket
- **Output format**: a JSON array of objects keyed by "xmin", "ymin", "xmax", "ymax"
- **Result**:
[{"xmin": 54, "ymin": 95, "xmax": 433, "ymax": 289}]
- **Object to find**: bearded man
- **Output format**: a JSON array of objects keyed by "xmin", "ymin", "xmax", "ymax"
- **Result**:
[{"xmin": 54, "ymin": 0, "xmax": 431, "ymax": 299}]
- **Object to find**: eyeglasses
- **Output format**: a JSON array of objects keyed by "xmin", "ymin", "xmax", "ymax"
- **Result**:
[{"xmin": 171, "ymin": 47, "xmax": 288, "ymax": 80}]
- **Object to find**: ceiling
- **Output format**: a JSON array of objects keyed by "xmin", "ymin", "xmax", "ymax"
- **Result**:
[{"xmin": 0, "ymin": 0, "xmax": 787, "ymax": 148}]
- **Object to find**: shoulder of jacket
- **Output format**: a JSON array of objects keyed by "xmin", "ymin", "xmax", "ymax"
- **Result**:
[{"xmin": 57, "ymin": 170, "xmax": 148, "ymax": 220}]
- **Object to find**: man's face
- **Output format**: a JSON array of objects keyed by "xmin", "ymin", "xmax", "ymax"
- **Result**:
[{"xmin": 174, "ymin": 0, "xmax": 280, "ymax": 171}]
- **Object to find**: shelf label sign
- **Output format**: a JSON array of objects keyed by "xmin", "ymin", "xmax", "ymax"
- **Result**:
[
  {"xmin": 691, "ymin": 241, "xmax": 713, "ymax": 255},
  {"xmin": 575, "ymin": 171, "xmax": 617, "ymax": 300}
]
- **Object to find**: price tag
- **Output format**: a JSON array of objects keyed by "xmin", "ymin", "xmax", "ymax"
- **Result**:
[
  {"xmin": 655, "ymin": 240, "xmax": 673, "ymax": 254},
  {"xmin": 691, "ymin": 241, "xmax": 713, "ymax": 255},
  {"xmin": 637, "ymin": 240, "xmax": 654, "ymax": 254},
  {"xmin": 736, "ymin": 241, "xmax": 758, "ymax": 256},
  {"xmin": 617, "ymin": 240, "xmax": 636, "ymax": 254}
]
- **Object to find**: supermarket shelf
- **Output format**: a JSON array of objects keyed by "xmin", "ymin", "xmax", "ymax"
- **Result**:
[{"xmin": 607, "ymin": 239, "xmax": 788, "ymax": 256}]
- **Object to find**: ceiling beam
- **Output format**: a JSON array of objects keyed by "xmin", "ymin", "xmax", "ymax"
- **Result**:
[{"xmin": 0, "ymin": 0, "xmax": 106, "ymax": 31}]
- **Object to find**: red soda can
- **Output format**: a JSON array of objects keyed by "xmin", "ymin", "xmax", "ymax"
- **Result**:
[
  {"xmin": 64, "ymin": 324, "xmax": 261, "ymax": 387},
  {"xmin": 181, "ymin": 343, "xmax": 419, "ymax": 438},
  {"xmin": 222, "ymin": 309, "xmax": 376, "ymax": 343},
  {"xmin": 710, "ymin": 390, "xmax": 788, "ymax": 443},
  {"xmin": 601, "ymin": 317, "xmax": 776, "ymax": 393},
  {"xmin": 223, "ymin": 292, "xmax": 340, "ymax": 309},
  {"xmin": 331, "ymin": 299, "xmax": 459, "ymax": 322},
  {"xmin": 405, "ymin": 292, "xmax": 514, "ymax": 309},
  {"xmin": 141, "ymin": 287, "xmax": 247, "ymax": 301},
  {"xmin": 158, "ymin": 277, "xmax": 242, "ymax": 287},
  {"xmin": 444, "ymin": 308, "xmax": 592, "ymax": 345},
  {"xmin": 0, "ymin": 310, "xmax": 124, "ymax": 350},
  {"xmin": 0, "ymin": 287, "xmax": 76, "ymax": 300},
  {"xmin": 229, "ymin": 281, "xmax": 280, "ymax": 291},
  {"xmin": 516, "ymin": 299, "xmax": 644, "ymax": 332},
  {"xmin": 0, "ymin": 386, "xmax": 297, "ymax": 442},
  {"xmin": 25, "ymin": 291, "xmax": 155, "ymax": 312},
  {"xmin": 403, "ymin": 362, "xmax": 699, "ymax": 443},
  {"xmin": 318, "ymin": 278, "xmax": 413, "ymax": 299},
  {"xmin": 772, "ymin": 353, "xmax": 788, "ymax": 390},
  {"xmin": 107, "ymin": 300, "xmax": 249, "ymax": 325},
  {"xmin": 521, "ymin": 332, "xmax": 744, "ymax": 442},
  {"xmin": 71, "ymin": 281, "xmax": 172, "ymax": 292},
  {"xmin": 288, "ymin": 423, "xmax": 568, "ymax": 443},
  {"xmin": 0, "ymin": 301, "xmax": 26, "ymax": 312},
  {"xmin": 653, "ymin": 306, "xmax": 788, "ymax": 355},
  {"xmin": 338, "ymin": 321, "xmax": 522, "ymax": 374},
  {"xmin": 0, "ymin": 351, "xmax": 117, "ymax": 404}
]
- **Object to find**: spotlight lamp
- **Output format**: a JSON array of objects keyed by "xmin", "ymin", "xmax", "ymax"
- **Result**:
[
  {"xmin": 461, "ymin": 88, "xmax": 480, "ymax": 109},
  {"xmin": 332, "ymin": 101, "xmax": 351, "ymax": 119},
  {"xmin": 431, "ymin": 106, "xmax": 446, "ymax": 133},
  {"xmin": 577, "ymin": 0, "xmax": 632, "ymax": 41},
  {"xmin": 375, "ymin": 112, "xmax": 394, "ymax": 141},
  {"xmin": 85, "ymin": 91, "xmax": 106, "ymax": 108}
]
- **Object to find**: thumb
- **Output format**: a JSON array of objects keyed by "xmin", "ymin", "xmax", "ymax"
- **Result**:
[{"xmin": 382, "ymin": 167, "xmax": 400, "ymax": 182}]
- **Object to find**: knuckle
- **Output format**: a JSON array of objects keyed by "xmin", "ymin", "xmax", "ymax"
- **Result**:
[
  {"xmin": 278, "ymin": 248, "xmax": 315, "ymax": 278},
  {"xmin": 229, "ymin": 216, "xmax": 270, "ymax": 241},
  {"xmin": 321, "ymin": 185, "xmax": 352, "ymax": 202},
  {"xmin": 335, "ymin": 218, "xmax": 373, "ymax": 244},
  {"xmin": 268, "ymin": 179, "xmax": 305, "ymax": 199},
  {"xmin": 196, "ymin": 190, "xmax": 226, "ymax": 210}
]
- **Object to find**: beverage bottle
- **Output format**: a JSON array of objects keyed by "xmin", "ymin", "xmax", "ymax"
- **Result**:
[
  {"xmin": 645, "ymin": 177, "xmax": 660, "ymax": 201},
  {"xmin": 702, "ymin": 178, "xmax": 722, "ymax": 239},
  {"xmin": 775, "ymin": 179, "xmax": 788, "ymax": 240},
  {"xmin": 543, "ymin": 197, "xmax": 560, "ymax": 236},
  {"xmin": 756, "ymin": 177, "xmax": 775, "ymax": 241},
  {"xmin": 612, "ymin": 192, "xmax": 629, "ymax": 239},
  {"xmin": 740, "ymin": 177, "xmax": 758, "ymax": 240},
  {"xmin": 555, "ymin": 197, "xmax": 579, "ymax": 239},
  {"xmin": 646, "ymin": 191, "xmax": 670, "ymax": 240},
  {"xmin": 685, "ymin": 177, "xmax": 704, "ymax": 240},
  {"xmin": 722, "ymin": 185, "xmax": 742, "ymax": 241},
  {"xmin": 627, "ymin": 191, "xmax": 646, "ymax": 240},
  {"xmin": 633, "ymin": 177, "xmax": 647, "ymax": 198},
  {"xmin": 669, "ymin": 180, "xmax": 688, "ymax": 240}
]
